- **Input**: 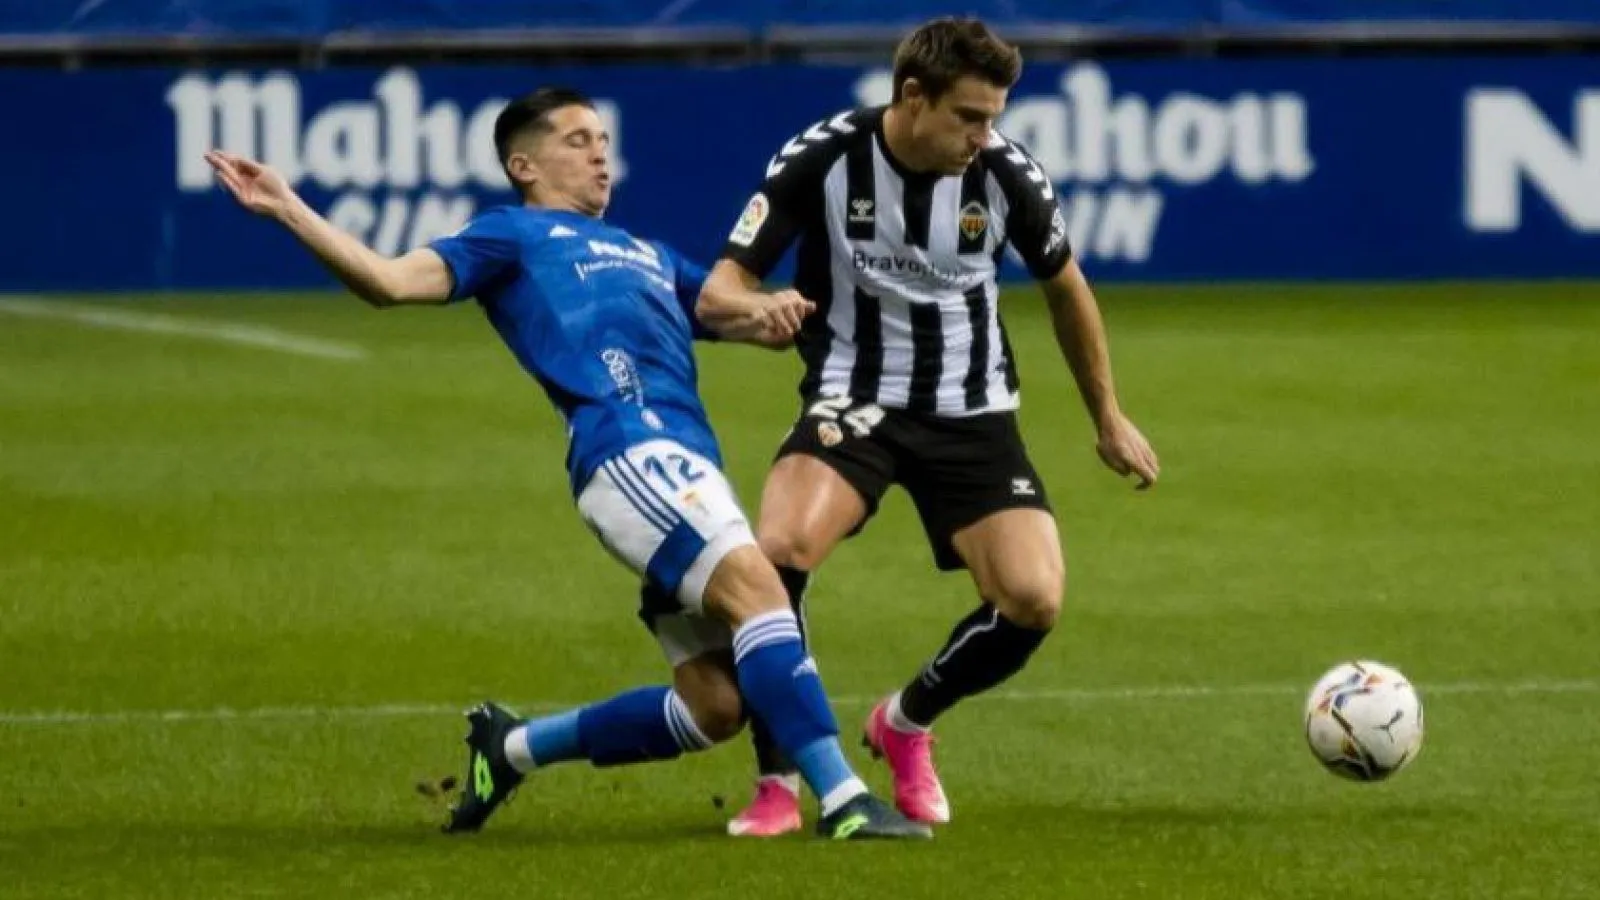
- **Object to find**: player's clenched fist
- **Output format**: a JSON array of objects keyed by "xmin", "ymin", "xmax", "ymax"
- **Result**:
[{"xmin": 762, "ymin": 290, "xmax": 816, "ymax": 340}]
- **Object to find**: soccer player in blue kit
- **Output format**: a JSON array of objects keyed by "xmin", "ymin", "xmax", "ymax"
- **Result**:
[{"xmin": 204, "ymin": 87, "xmax": 929, "ymax": 840}]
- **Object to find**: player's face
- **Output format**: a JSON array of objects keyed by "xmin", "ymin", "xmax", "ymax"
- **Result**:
[
  {"xmin": 518, "ymin": 105, "xmax": 613, "ymax": 215},
  {"xmin": 907, "ymin": 76, "xmax": 1007, "ymax": 174}
]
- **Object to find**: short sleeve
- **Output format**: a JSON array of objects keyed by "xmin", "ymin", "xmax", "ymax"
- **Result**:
[
  {"xmin": 653, "ymin": 241, "xmax": 718, "ymax": 342},
  {"xmin": 427, "ymin": 207, "xmax": 521, "ymax": 302},
  {"xmin": 989, "ymin": 139, "xmax": 1074, "ymax": 280},
  {"xmin": 720, "ymin": 113, "xmax": 855, "ymax": 279}
]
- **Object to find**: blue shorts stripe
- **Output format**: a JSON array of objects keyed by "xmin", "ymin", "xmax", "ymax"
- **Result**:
[
  {"xmin": 619, "ymin": 456, "xmax": 684, "ymax": 527},
  {"xmin": 606, "ymin": 461, "xmax": 672, "ymax": 533},
  {"xmin": 611, "ymin": 458, "xmax": 681, "ymax": 531},
  {"xmin": 603, "ymin": 461, "xmax": 673, "ymax": 534}
]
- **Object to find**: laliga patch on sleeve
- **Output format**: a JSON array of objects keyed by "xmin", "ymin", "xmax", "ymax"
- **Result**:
[{"xmin": 729, "ymin": 193, "xmax": 769, "ymax": 247}]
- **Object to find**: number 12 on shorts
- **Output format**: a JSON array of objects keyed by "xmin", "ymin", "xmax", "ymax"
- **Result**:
[{"xmin": 642, "ymin": 452, "xmax": 706, "ymax": 493}]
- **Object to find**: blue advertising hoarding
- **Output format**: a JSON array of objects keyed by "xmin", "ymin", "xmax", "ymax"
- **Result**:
[{"xmin": 2, "ymin": 57, "xmax": 1597, "ymax": 290}]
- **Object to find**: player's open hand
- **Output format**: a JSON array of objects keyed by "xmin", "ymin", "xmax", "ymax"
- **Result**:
[
  {"xmin": 204, "ymin": 150, "xmax": 297, "ymax": 219},
  {"xmin": 761, "ymin": 289, "xmax": 816, "ymax": 341},
  {"xmin": 1096, "ymin": 412, "xmax": 1160, "ymax": 490}
]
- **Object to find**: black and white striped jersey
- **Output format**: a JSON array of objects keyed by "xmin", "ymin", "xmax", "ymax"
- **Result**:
[{"xmin": 721, "ymin": 105, "xmax": 1072, "ymax": 417}]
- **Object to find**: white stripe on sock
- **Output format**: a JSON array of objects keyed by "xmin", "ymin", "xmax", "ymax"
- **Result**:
[
  {"xmin": 819, "ymin": 776, "xmax": 869, "ymax": 818},
  {"xmin": 932, "ymin": 606, "xmax": 1001, "ymax": 668},
  {"xmin": 666, "ymin": 690, "xmax": 712, "ymax": 751},
  {"xmin": 733, "ymin": 624, "xmax": 799, "ymax": 660},
  {"xmin": 659, "ymin": 691, "xmax": 687, "ymax": 749},
  {"xmin": 732, "ymin": 611, "xmax": 801, "ymax": 662},
  {"xmin": 503, "ymin": 724, "xmax": 538, "ymax": 773},
  {"xmin": 886, "ymin": 691, "xmax": 931, "ymax": 734}
]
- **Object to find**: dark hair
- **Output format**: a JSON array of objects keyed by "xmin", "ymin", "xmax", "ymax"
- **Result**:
[
  {"xmin": 890, "ymin": 17, "xmax": 1022, "ymax": 104},
  {"xmin": 493, "ymin": 87, "xmax": 595, "ymax": 169}
]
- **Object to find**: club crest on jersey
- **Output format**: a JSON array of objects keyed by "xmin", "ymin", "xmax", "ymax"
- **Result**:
[
  {"xmin": 849, "ymin": 197, "xmax": 875, "ymax": 225},
  {"xmin": 729, "ymin": 193, "xmax": 769, "ymax": 247},
  {"xmin": 959, "ymin": 201, "xmax": 988, "ymax": 242}
]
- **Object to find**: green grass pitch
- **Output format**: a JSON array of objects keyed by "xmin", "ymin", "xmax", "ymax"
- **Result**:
[{"xmin": 1, "ymin": 282, "xmax": 1597, "ymax": 898}]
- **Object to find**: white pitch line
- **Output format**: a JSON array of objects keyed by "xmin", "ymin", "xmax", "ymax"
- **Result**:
[
  {"xmin": 0, "ymin": 296, "xmax": 368, "ymax": 361},
  {"xmin": 2, "ymin": 680, "xmax": 1594, "ymax": 728}
]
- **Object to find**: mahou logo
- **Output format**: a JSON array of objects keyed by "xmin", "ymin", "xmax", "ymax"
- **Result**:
[
  {"xmin": 855, "ymin": 63, "xmax": 1315, "ymax": 264},
  {"xmin": 167, "ymin": 68, "xmax": 626, "ymax": 255}
]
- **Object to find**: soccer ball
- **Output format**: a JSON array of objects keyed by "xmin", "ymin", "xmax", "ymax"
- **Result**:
[{"xmin": 1304, "ymin": 660, "xmax": 1424, "ymax": 781}]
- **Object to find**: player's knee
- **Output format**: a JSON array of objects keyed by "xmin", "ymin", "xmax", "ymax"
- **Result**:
[
  {"xmin": 702, "ymin": 545, "xmax": 788, "ymax": 625},
  {"xmin": 990, "ymin": 564, "xmax": 1065, "ymax": 631},
  {"xmin": 757, "ymin": 528, "xmax": 829, "ymax": 572},
  {"xmin": 674, "ymin": 658, "xmax": 748, "ymax": 744},
  {"xmin": 687, "ymin": 681, "xmax": 746, "ymax": 743}
]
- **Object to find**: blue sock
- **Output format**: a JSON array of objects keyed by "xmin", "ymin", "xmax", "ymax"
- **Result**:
[
  {"xmin": 791, "ymin": 738, "xmax": 859, "ymax": 806},
  {"xmin": 574, "ymin": 686, "xmax": 712, "ymax": 768},
  {"xmin": 733, "ymin": 610, "xmax": 864, "ymax": 810},
  {"xmin": 517, "ymin": 708, "xmax": 583, "ymax": 767}
]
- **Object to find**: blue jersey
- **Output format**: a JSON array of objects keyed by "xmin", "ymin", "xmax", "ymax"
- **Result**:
[{"xmin": 429, "ymin": 205, "xmax": 721, "ymax": 495}]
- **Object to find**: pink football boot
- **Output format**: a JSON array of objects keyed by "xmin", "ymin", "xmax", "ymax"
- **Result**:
[
  {"xmin": 863, "ymin": 698, "xmax": 951, "ymax": 824},
  {"xmin": 726, "ymin": 776, "xmax": 803, "ymax": 837}
]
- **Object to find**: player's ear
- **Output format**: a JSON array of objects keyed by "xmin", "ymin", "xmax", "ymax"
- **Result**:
[
  {"xmin": 504, "ymin": 151, "xmax": 538, "ymax": 191},
  {"xmin": 900, "ymin": 77, "xmax": 926, "ymax": 111}
]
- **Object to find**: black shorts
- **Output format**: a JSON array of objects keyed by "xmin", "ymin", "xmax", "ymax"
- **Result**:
[{"xmin": 775, "ymin": 396, "xmax": 1053, "ymax": 571}]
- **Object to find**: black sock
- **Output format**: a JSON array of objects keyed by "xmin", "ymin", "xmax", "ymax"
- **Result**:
[
  {"xmin": 898, "ymin": 602, "xmax": 1049, "ymax": 728},
  {"xmin": 749, "ymin": 565, "xmax": 811, "ymax": 776}
]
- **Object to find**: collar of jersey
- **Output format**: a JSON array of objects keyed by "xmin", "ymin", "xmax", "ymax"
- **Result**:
[
  {"xmin": 873, "ymin": 114, "xmax": 948, "ymax": 186},
  {"xmin": 526, "ymin": 204, "xmax": 606, "ymax": 225}
]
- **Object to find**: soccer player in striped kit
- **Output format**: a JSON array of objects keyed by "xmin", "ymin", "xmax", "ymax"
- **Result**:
[{"xmin": 707, "ymin": 17, "xmax": 1161, "ymax": 836}]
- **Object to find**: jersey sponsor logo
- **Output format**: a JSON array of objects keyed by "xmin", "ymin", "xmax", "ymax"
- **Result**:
[
  {"xmin": 168, "ymin": 67, "xmax": 627, "ymax": 257},
  {"xmin": 851, "ymin": 249, "xmax": 975, "ymax": 287},
  {"xmin": 588, "ymin": 239, "xmax": 660, "ymax": 268},
  {"xmin": 958, "ymin": 201, "xmax": 989, "ymax": 242},
  {"xmin": 729, "ymin": 192, "xmax": 769, "ymax": 246},
  {"xmin": 854, "ymin": 63, "xmax": 1315, "ymax": 265},
  {"xmin": 576, "ymin": 238, "xmax": 672, "ymax": 289}
]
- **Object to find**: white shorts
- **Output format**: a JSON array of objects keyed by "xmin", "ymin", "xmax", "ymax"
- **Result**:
[{"xmin": 576, "ymin": 439, "xmax": 755, "ymax": 666}]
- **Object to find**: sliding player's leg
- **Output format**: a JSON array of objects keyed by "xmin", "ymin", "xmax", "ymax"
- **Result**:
[
  {"xmin": 440, "ymin": 646, "xmax": 739, "ymax": 834},
  {"xmin": 442, "ymin": 440, "xmax": 926, "ymax": 839}
]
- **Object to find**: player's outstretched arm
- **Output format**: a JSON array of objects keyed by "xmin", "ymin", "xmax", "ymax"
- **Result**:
[
  {"xmin": 205, "ymin": 150, "xmax": 452, "ymax": 308},
  {"xmin": 697, "ymin": 260, "xmax": 814, "ymax": 348},
  {"xmin": 1041, "ymin": 259, "xmax": 1160, "ymax": 489}
]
